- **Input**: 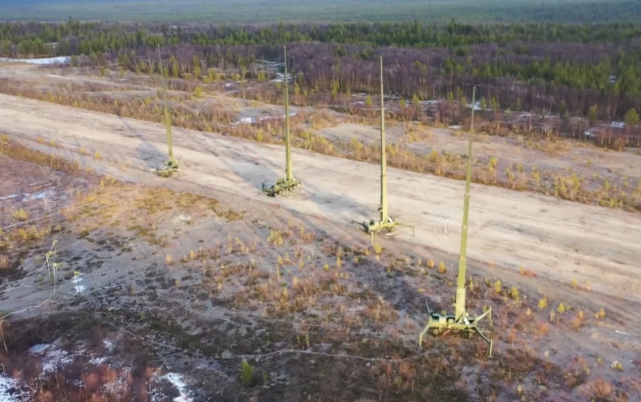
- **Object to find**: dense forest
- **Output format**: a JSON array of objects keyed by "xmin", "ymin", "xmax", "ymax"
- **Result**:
[
  {"xmin": 2, "ymin": 0, "xmax": 641, "ymax": 24},
  {"xmin": 2, "ymin": 20, "xmax": 641, "ymax": 58},
  {"xmin": 2, "ymin": 20, "xmax": 641, "ymax": 127}
]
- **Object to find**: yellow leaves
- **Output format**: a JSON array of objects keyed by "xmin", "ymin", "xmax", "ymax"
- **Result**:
[{"xmin": 538, "ymin": 298, "xmax": 548, "ymax": 309}]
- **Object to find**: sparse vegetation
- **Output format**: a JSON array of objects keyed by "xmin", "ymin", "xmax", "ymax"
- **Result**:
[
  {"xmin": 0, "ymin": 14, "xmax": 640, "ymax": 402},
  {"xmin": 240, "ymin": 360, "xmax": 253, "ymax": 386},
  {"xmin": 12, "ymin": 208, "xmax": 28, "ymax": 222}
]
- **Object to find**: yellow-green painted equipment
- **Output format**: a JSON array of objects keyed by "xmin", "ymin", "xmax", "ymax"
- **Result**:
[
  {"xmin": 352, "ymin": 56, "xmax": 414, "ymax": 242},
  {"xmin": 155, "ymin": 44, "xmax": 179, "ymax": 178},
  {"xmin": 262, "ymin": 45, "xmax": 302, "ymax": 196},
  {"xmin": 419, "ymin": 87, "xmax": 493, "ymax": 356}
]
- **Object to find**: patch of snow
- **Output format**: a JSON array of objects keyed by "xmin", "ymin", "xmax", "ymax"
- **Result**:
[
  {"xmin": 40, "ymin": 348, "xmax": 73, "ymax": 373},
  {"xmin": 448, "ymin": 125, "xmax": 463, "ymax": 130},
  {"xmin": 173, "ymin": 214, "xmax": 192, "ymax": 224},
  {"xmin": 28, "ymin": 344, "xmax": 50, "ymax": 354},
  {"xmin": 0, "ymin": 56, "xmax": 70, "ymax": 65},
  {"xmin": 611, "ymin": 121, "xmax": 625, "ymax": 129},
  {"xmin": 0, "ymin": 189, "xmax": 55, "ymax": 202},
  {"xmin": 467, "ymin": 101, "xmax": 482, "ymax": 111},
  {"xmin": 163, "ymin": 373, "xmax": 193, "ymax": 402},
  {"xmin": 104, "ymin": 339, "xmax": 115, "ymax": 351},
  {"xmin": 270, "ymin": 73, "xmax": 286, "ymax": 83},
  {"xmin": 29, "ymin": 343, "xmax": 75, "ymax": 373},
  {"xmin": 73, "ymin": 275, "xmax": 85, "ymax": 293},
  {"xmin": 89, "ymin": 356, "xmax": 108, "ymax": 365},
  {"xmin": 24, "ymin": 189, "xmax": 55, "ymax": 201},
  {"xmin": 231, "ymin": 116, "xmax": 256, "ymax": 126},
  {"xmin": 0, "ymin": 375, "xmax": 27, "ymax": 402}
]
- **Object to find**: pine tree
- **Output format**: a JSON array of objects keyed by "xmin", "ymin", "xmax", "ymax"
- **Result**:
[
  {"xmin": 365, "ymin": 94, "xmax": 373, "ymax": 107},
  {"xmin": 588, "ymin": 105, "xmax": 598, "ymax": 126},
  {"xmin": 491, "ymin": 97, "xmax": 499, "ymax": 111},
  {"xmin": 624, "ymin": 108, "xmax": 639, "ymax": 126},
  {"xmin": 559, "ymin": 100, "xmax": 567, "ymax": 115},
  {"xmin": 411, "ymin": 94, "xmax": 420, "ymax": 108},
  {"xmin": 193, "ymin": 55, "xmax": 201, "ymax": 78}
]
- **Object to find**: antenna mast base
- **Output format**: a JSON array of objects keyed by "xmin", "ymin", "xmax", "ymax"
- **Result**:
[
  {"xmin": 419, "ymin": 304, "xmax": 493, "ymax": 356},
  {"xmin": 155, "ymin": 159, "xmax": 180, "ymax": 178},
  {"xmin": 351, "ymin": 216, "xmax": 415, "ymax": 244},
  {"xmin": 262, "ymin": 177, "xmax": 302, "ymax": 197}
]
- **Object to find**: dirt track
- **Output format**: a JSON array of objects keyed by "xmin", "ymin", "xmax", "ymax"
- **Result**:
[{"xmin": 2, "ymin": 93, "xmax": 640, "ymax": 303}]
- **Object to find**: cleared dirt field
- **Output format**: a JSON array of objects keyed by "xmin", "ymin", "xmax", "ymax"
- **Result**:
[
  {"xmin": 2, "ymin": 93, "xmax": 640, "ymax": 303},
  {"xmin": 2, "ymin": 64, "xmax": 641, "ymax": 400}
]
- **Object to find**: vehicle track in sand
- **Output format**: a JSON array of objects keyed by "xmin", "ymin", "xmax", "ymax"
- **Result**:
[{"xmin": 2, "ymin": 93, "xmax": 640, "ymax": 306}]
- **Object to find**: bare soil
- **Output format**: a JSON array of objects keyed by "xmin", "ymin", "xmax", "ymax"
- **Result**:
[
  {"xmin": 1, "ymin": 63, "xmax": 641, "ymax": 402},
  {"xmin": 1, "ymin": 93, "xmax": 640, "ymax": 302}
]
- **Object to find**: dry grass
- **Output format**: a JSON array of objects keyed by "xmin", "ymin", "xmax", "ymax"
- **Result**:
[
  {"xmin": 1, "ymin": 78, "xmax": 639, "ymax": 212},
  {"xmin": 0, "ymin": 101, "xmax": 637, "ymax": 400}
]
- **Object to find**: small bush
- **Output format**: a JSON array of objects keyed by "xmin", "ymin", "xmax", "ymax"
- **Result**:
[
  {"xmin": 240, "ymin": 360, "xmax": 253, "ymax": 386},
  {"xmin": 13, "ymin": 209, "xmax": 28, "ymax": 222},
  {"xmin": 538, "ymin": 298, "xmax": 548, "ymax": 309}
]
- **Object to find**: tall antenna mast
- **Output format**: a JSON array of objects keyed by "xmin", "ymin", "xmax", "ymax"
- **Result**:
[
  {"xmin": 285, "ymin": 45, "xmax": 292, "ymax": 181},
  {"xmin": 262, "ymin": 45, "xmax": 302, "ymax": 196},
  {"xmin": 419, "ymin": 86, "xmax": 493, "ymax": 356},
  {"xmin": 455, "ymin": 85, "xmax": 475, "ymax": 320},
  {"xmin": 352, "ymin": 56, "xmax": 414, "ymax": 242},
  {"xmin": 379, "ymin": 56, "xmax": 388, "ymax": 223},
  {"xmin": 155, "ymin": 44, "xmax": 179, "ymax": 177}
]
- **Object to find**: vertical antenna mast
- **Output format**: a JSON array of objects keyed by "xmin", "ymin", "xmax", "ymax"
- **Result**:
[
  {"xmin": 351, "ymin": 55, "xmax": 415, "ymax": 241},
  {"xmin": 455, "ymin": 86, "xmax": 476, "ymax": 320},
  {"xmin": 419, "ymin": 85, "xmax": 491, "ymax": 356},
  {"xmin": 157, "ymin": 44, "xmax": 174, "ymax": 164},
  {"xmin": 284, "ymin": 45, "xmax": 292, "ymax": 181},
  {"xmin": 260, "ymin": 45, "xmax": 301, "ymax": 196},
  {"xmin": 379, "ymin": 56, "xmax": 388, "ymax": 222}
]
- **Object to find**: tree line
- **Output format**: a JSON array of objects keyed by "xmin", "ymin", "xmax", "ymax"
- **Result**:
[
  {"xmin": 89, "ymin": 41, "xmax": 641, "ymax": 121},
  {"xmin": 2, "ymin": 20, "xmax": 641, "ymax": 58},
  {"xmin": 3, "ymin": 21, "xmax": 641, "ymax": 125}
]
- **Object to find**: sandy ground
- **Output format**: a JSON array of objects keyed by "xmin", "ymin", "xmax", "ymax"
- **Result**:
[
  {"xmin": 2, "ymin": 93, "xmax": 640, "ymax": 308},
  {"xmin": 3, "ymin": 63, "xmax": 641, "ymax": 193}
]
